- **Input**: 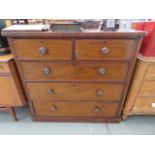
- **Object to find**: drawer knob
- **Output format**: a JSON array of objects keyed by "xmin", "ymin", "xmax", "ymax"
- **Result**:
[
  {"xmin": 151, "ymin": 103, "xmax": 155, "ymax": 108},
  {"xmin": 0, "ymin": 65, "xmax": 3, "ymax": 70},
  {"xmin": 48, "ymin": 89, "xmax": 54, "ymax": 95},
  {"xmin": 96, "ymin": 89, "xmax": 103, "ymax": 96},
  {"xmin": 43, "ymin": 67, "xmax": 51, "ymax": 75},
  {"xmin": 95, "ymin": 106, "xmax": 101, "ymax": 113},
  {"xmin": 50, "ymin": 105, "xmax": 57, "ymax": 111},
  {"xmin": 39, "ymin": 47, "xmax": 48, "ymax": 55},
  {"xmin": 101, "ymin": 47, "xmax": 110, "ymax": 54},
  {"xmin": 98, "ymin": 67, "xmax": 106, "ymax": 75}
]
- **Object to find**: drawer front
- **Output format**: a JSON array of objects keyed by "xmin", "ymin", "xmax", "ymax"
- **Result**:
[
  {"xmin": 21, "ymin": 62, "xmax": 129, "ymax": 81},
  {"xmin": 139, "ymin": 81, "xmax": 155, "ymax": 97},
  {"xmin": 76, "ymin": 39, "xmax": 135, "ymax": 60},
  {"xmin": 0, "ymin": 76, "xmax": 22, "ymax": 106},
  {"xmin": 133, "ymin": 97, "xmax": 155, "ymax": 113},
  {"xmin": 12, "ymin": 39, "xmax": 72, "ymax": 60},
  {"xmin": 27, "ymin": 83, "xmax": 123, "ymax": 101},
  {"xmin": 145, "ymin": 64, "xmax": 155, "ymax": 80},
  {"xmin": 0, "ymin": 62, "xmax": 10, "ymax": 74},
  {"xmin": 33, "ymin": 101, "xmax": 119, "ymax": 117}
]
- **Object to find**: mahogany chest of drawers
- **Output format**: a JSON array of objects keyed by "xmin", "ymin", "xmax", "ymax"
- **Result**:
[
  {"xmin": 123, "ymin": 55, "xmax": 155, "ymax": 119},
  {"xmin": 2, "ymin": 29, "xmax": 146, "ymax": 122}
]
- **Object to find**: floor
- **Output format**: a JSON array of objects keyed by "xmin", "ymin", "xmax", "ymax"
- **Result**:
[{"xmin": 0, "ymin": 107, "xmax": 155, "ymax": 135}]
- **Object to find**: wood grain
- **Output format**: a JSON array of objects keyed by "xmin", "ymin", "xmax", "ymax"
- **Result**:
[
  {"xmin": 76, "ymin": 39, "xmax": 136, "ymax": 60},
  {"xmin": 0, "ymin": 76, "xmax": 24, "ymax": 106},
  {"xmin": 21, "ymin": 61, "xmax": 129, "ymax": 81},
  {"xmin": 138, "ymin": 81, "xmax": 155, "ymax": 96},
  {"xmin": 2, "ymin": 29, "xmax": 145, "ymax": 122},
  {"xmin": 132, "ymin": 97, "xmax": 155, "ymax": 114},
  {"xmin": 123, "ymin": 56, "xmax": 155, "ymax": 118},
  {"xmin": 0, "ymin": 62, "xmax": 11, "ymax": 74},
  {"xmin": 33, "ymin": 101, "xmax": 119, "ymax": 117},
  {"xmin": 27, "ymin": 82, "xmax": 123, "ymax": 101},
  {"xmin": 12, "ymin": 39, "xmax": 72, "ymax": 60}
]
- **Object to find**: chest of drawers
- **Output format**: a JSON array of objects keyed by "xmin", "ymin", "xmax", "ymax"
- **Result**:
[
  {"xmin": 2, "ymin": 29, "xmax": 146, "ymax": 122},
  {"xmin": 123, "ymin": 55, "xmax": 155, "ymax": 119},
  {"xmin": 0, "ymin": 54, "xmax": 26, "ymax": 120}
]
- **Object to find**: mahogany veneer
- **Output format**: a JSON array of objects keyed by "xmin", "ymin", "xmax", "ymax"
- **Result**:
[{"xmin": 2, "ymin": 28, "xmax": 146, "ymax": 122}]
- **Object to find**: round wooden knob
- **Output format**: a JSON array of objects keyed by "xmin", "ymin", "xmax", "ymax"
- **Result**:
[
  {"xmin": 51, "ymin": 105, "xmax": 57, "ymax": 111},
  {"xmin": 101, "ymin": 47, "xmax": 110, "ymax": 54},
  {"xmin": 48, "ymin": 89, "xmax": 54, "ymax": 95},
  {"xmin": 43, "ymin": 67, "xmax": 51, "ymax": 75},
  {"xmin": 98, "ymin": 67, "xmax": 106, "ymax": 75},
  {"xmin": 39, "ymin": 47, "xmax": 48, "ymax": 55},
  {"xmin": 96, "ymin": 89, "xmax": 103, "ymax": 96},
  {"xmin": 95, "ymin": 107, "xmax": 101, "ymax": 113}
]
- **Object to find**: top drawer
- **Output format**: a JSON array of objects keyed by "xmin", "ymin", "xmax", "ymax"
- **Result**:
[
  {"xmin": 76, "ymin": 39, "xmax": 136, "ymax": 60},
  {"xmin": 12, "ymin": 39, "xmax": 72, "ymax": 60}
]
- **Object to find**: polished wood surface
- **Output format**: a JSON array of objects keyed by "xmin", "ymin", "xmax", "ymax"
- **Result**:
[
  {"xmin": 139, "ymin": 81, "xmax": 155, "ymax": 96},
  {"xmin": 0, "ymin": 62, "xmax": 11, "ymax": 74},
  {"xmin": 76, "ymin": 39, "xmax": 136, "ymax": 60},
  {"xmin": 132, "ymin": 97, "xmax": 155, "ymax": 114},
  {"xmin": 123, "ymin": 56, "xmax": 155, "ymax": 119},
  {"xmin": 3, "ymin": 28, "xmax": 145, "ymax": 122},
  {"xmin": 0, "ymin": 54, "xmax": 26, "ymax": 120},
  {"xmin": 0, "ymin": 54, "xmax": 13, "ymax": 62},
  {"xmin": 145, "ymin": 64, "xmax": 155, "ymax": 80},
  {"xmin": 12, "ymin": 39, "xmax": 72, "ymax": 60},
  {"xmin": 27, "ymin": 83, "xmax": 123, "ymax": 101},
  {"xmin": 0, "ymin": 76, "xmax": 23, "ymax": 106},
  {"xmin": 2, "ymin": 29, "xmax": 147, "ymax": 38},
  {"xmin": 33, "ymin": 101, "xmax": 119, "ymax": 117},
  {"xmin": 21, "ymin": 61, "xmax": 129, "ymax": 81}
]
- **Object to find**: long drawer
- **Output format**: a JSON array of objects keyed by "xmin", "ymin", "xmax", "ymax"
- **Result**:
[
  {"xmin": 132, "ymin": 97, "xmax": 155, "ymax": 114},
  {"xmin": 12, "ymin": 39, "xmax": 72, "ymax": 60},
  {"xmin": 27, "ymin": 83, "xmax": 123, "ymax": 101},
  {"xmin": 21, "ymin": 62, "xmax": 129, "ymax": 81},
  {"xmin": 76, "ymin": 39, "xmax": 136, "ymax": 60},
  {"xmin": 33, "ymin": 101, "xmax": 119, "ymax": 117}
]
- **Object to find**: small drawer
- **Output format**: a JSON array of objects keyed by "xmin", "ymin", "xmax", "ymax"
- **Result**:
[
  {"xmin": 21, "ymin": 62, "xmax": 129, "ymax": 81},
  {"xmin": 12, "ymin": 39, "xmax": 72, "ymax": 60},
  {"xmin": 27, "ymin": 83, "xmax": 123, "ymax": 101},
  {"xmin": 133, "ymin": 97, "xmax": 155, "ymax": 114},
  {"xmin": 76, "ymin": 39, "xmax": 136, "ymax": 60},
  {"xmin": 139, "ymin": 81, "xmax": 155, "ymax": 97},
  {"xmin": 33, "ymin": 101, "xmax": 119, "ymax": 117},
  {"xmin": 0, "ymin": 62, "xmax": 10, "ymax": 74}
]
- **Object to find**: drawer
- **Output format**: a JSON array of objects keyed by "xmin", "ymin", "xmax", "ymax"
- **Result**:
[
  {"xmin": 76, "ymin": 39, "xmax": 136, "ymax": 60},
  {"xmin": 0, "ymin": 76, "xmax": 23, "ymax": 106},
  {"xmin": 27, "ymin": 83, "xmax": 123, "ymax": 101},
  {"xmin": 139, "ymin": 81, "xmax": 155, "ymax": 97},
  {"xmin": 145, "ymin": 64, "xmax": 155, "ymax": 80},
  {"xmin": 33, "ymin": 101, "xmax": 119, "ymax": 117},
  {"xmin": 12, "ymin": 39, "xmax": 72, "ymax": 60},
  {"xmin": 132, "ymin": 97, "xmax": 155, "ymax": 114},
  {"xmin": 0, "ymin": 62, "xmax": 10, "ymax": 74},
  {"xmin": 21, "ymin": 62, "xmax": 129, "ymax": 81}
]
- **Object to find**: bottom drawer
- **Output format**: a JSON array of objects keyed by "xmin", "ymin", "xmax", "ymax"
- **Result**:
[
  {"xmin": 33, "ymin": 101, "xmax": 119, "ymax": 117},
  {"xmin": 133, "ymin": 97, "xmax": 155, "ymax": 113}
]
